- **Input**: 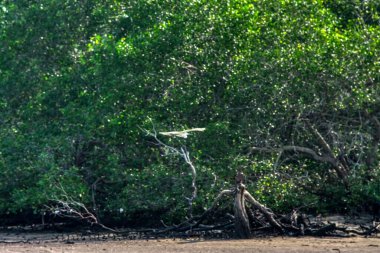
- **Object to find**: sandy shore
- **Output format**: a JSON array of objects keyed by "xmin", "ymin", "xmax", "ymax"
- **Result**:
[{"xmin": 0, "ymin": 236, "xmax": 380, "ymax": 253}]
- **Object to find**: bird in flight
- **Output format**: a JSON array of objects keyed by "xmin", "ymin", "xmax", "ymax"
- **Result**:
[{"xmin": 159, "ymin": 128, "xmax": 206, "ymax": 138}]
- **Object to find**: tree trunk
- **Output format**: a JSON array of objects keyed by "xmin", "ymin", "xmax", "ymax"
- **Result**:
[
  {"xmin": 233, "ymin": 182, "xmax": 251, "ymax": 239},
  {"xmin": 366, "ymin": 117, "xmax": 380, "ymax": 172}
]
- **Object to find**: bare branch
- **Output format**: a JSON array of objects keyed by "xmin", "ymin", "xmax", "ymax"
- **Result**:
[
  {"xmin": 141, "ymin": 120, "xmax": 205, "ymax": 217},
  {"xmin": 366, "ymin": 116, "xmax": 380, "ymax": 169},
  {"xmin": 193, "ymin": 189, "xmax": 234, "ymax": 227},
  {"xmin": 305, "ymin": 121, "xmax": 335, "ymax": 157},
  {"xmin": 46, "ymin": 184, "xmax": 117, "ymax": 232},
  {"xmin": 250, "ymin": 146, "xmax": 338, "ymax": 166},
  {"xmin": 244, "ymin": 190, "xmax": 284, "ymax": 232}
]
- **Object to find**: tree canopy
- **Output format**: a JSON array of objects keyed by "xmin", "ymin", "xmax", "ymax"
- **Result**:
[{"xmin": 0, "ymin": 0, "xmax": 379, "ymax": 225}]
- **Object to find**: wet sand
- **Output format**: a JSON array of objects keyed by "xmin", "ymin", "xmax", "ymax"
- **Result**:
[{"xmin": 1, "ymin": 236, "xmax": 379, "ymax": 253}]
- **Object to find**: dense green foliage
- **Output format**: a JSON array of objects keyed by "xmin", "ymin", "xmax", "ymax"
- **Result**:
[{"xmin": 0, "ymin": 0, "xmax": 379, "ymax": 225}]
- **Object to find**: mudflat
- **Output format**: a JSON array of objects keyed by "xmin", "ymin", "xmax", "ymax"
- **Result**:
[{"xmin": 1, "ymin": 236, "xmax": 380, "ymax": 253}]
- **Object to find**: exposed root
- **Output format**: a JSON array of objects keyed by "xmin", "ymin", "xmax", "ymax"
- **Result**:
[{"xmin": 45, "ymin": 173, "xmax": 380, "ymax": 239}]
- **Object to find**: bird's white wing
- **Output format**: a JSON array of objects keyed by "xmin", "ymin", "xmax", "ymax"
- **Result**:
[
  {"xmin": 159, "ymin": 128, "xmax": 206, "ymax": 138},
  {"xmin": 182, "ymin": 128, "xmax": 206, "ymax": 132},
  {"xmin": 160, "ymin": 131, "xmax": 188, "ymax": 138}
]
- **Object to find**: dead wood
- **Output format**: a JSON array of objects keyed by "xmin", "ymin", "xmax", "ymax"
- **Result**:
[
  {"xmin": 233, "ymin": 183, "xmax": 251, "ymax": 238},
  {"xmin": 45, "ymin": 171, "xmax": 380, "ymax": 239},
  {"xmin": 244, "ymin": 190, "xmax": 284, "ymax": 232}
]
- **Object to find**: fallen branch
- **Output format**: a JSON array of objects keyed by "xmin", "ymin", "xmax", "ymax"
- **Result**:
[
  {"xmin": 244, "ymin": 190, "xmax": 284, "ymax": 232},
  {"xmin": 46, "ymin": 184, "xmax": 117, "ymax": 232}
]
